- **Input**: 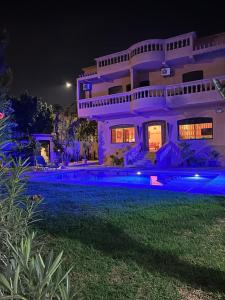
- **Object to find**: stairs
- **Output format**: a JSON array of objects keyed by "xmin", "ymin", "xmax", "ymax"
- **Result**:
[{"xmin": 130, "ymin": 151, "xmax": 155, "ymax": 168}]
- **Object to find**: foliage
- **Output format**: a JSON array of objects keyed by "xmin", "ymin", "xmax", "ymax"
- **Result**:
[
  {"xmin": 10, "ymin": 92, "xmax": 53, "ymax": 138},
  {"xmin": 52, "ymin": 105, "xmax": 97, "ymax": 164},
  {"xmin": 0, "ymin": 115, "xmax": 75, "ymax": 298},
  {"xmin": 74, "ymin": 118, "xmax": 97, "ymax": 143},
  {"xmin": 0, "ymin": 117, "xmax": 40, "ymax": 270},
  {"xmin": 209, "ymin": 149, "xmax": 220, "ymax": 159},
  {"xmin": 110, "ymin": 152, "xmax": 124, "ymax": 166},
  {"xmin": 0, "ymin": 233, "xmax": 75, "ymax": 300}
]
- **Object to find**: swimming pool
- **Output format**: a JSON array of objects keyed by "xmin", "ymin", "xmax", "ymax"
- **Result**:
[{"xmin": 29, "ymin": 169, "xmax": 225, "ymax": 195}]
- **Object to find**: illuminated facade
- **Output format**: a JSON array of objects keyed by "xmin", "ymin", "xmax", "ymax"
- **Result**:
[{"xmin": 77, "ymin": 32, "xmax": 225, "ymax": 167}]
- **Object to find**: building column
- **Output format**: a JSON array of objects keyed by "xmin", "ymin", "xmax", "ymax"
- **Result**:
[{"xmin": 76, "ymin": 79, "xmax": 81, "ymax": 101}]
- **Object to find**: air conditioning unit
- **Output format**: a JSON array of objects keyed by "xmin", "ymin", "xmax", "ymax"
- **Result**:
[
  {"xmin": 160, "ymin": 67, "xmax": 171, "ymax": 77},
  {"xmin": 83, "ymin": 83, "xmax": 92, "ymax": 91}
]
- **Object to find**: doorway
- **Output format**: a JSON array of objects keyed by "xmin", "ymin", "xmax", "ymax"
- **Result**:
[
  {"xmin": 148, "ymin": 125, "xmax": 162, "ymax": 152},
  {"xmin": 143, "ymin": 121, "xmax": 166, "ymax": 153}
]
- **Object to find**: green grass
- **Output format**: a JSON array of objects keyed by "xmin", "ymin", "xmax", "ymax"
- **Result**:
[{"xmin": 30, "ymin": 183, "xmax": 225, "ymax": 299}]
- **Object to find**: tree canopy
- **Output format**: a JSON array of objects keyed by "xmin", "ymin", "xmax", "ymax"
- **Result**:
[{"xmin": 11, "ymin": 92, "xmax": 54, "ymax": 138}]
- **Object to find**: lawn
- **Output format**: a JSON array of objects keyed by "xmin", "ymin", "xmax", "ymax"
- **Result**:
[{"xmin": 28, "ymin": 182, "xmax": 225, "ymax": 300}]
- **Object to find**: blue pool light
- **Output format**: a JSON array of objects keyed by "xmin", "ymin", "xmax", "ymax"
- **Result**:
[
  {"xmin": 194, "ymin": 174, "xmax": 200, "ymax": 177},
  {"xmin": 137, "ymin": 171, "xmax": 142, "ymax": 175}
]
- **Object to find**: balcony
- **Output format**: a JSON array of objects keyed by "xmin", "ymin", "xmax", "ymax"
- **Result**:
[
  {"xmin": 129, "ymin": 40, "xmax": 165, "ymax": 69},
  {"xmin": 96, "ymin": 50, "xmax": 130, "ymax": 78},
  {"xmin": 132, "ymin": 86, "xmax": 166, "ymax": 113},
  {"xmin": 78, "ymin": 92, "xmax": 133, "ymax": 119},
  {"xmin": 166, "ymin": 76, "xmax": 225, "ymax": 108},
  {"xmin": 193, "ymin": 33, "xmax": 225, "ymax": 56},
  {"xmin": 78, "ymin": 76, "xmax": 225, "ymax": 119},
  {"xmin": 78, "ymin": 86, "xmax": 166, "ymax": 119}
]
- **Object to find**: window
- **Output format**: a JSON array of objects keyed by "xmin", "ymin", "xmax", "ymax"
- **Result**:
[
  {"xmin": 108, "ymin": 85, "xmax": 123, "ymax": 95},
  {"xmin": 182, "ymin": 70, "xmax": 203, "ymax": 82},
  {"xmin": 126, "ymin": 84, "xmax": 131, "ymax": 92},
  {"xmin": 178, "ymin": 118, "xmax": 213, "ymax": 140},
  {"xmin": 111, "ymin": 126, "xmax": 135, "ymax": 143},
  {"xmin": 139, "ymin": 80, "xmax": 150, "ymax": 87}
]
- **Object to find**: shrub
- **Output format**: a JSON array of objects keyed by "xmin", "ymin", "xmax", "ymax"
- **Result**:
[
  {"xmin": 0, "ymin": 233, "xmax": 75, "ymax": 300},
  {"xmin": 110, "ymin": 154, "xmax": 124, "ymax": 166},
  {"xmin": 0, "ymin": 116, "xmax": 75, "ymax": 299}
]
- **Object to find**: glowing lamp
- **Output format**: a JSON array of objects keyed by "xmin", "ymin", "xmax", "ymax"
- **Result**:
[
  {"xmin": 66, "ymin": 82, "xmax": 72, "ymax": 88},
  {"xmin": 137, "ymin": 171, "xmax": 142, "ymax": 175},
  {"xmin": 194, "ymin": 174, "xmax": 200, "ymax": 177}
]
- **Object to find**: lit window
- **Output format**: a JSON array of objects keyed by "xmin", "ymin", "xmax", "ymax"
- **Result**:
[
  {"xmin": 111, "ymin": 127, "xmax": 135, "ymax": 143},
  {"xmin": 178, "ymin": 118, "xmax": 213, "ymax": 140}
]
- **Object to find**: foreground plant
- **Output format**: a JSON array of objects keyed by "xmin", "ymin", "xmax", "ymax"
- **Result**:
[
  {"xmin": 0, "ymin": 117, "xmax": 39, "ymax": 269},
  {"xmin": 0, "ymin": 116, "xmax": 75, "ymax": 299},
  {"xmin": 0, "ymin": 233, "xmax": 75, "ymax": 300}
]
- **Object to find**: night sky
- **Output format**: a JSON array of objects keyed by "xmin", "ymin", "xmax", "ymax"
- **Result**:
[{"xmin": 1, "ymin": 1, "xmax": 224, "ymax": 107}]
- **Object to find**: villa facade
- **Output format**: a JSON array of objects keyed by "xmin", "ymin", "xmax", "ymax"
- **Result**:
[{"xmin": 77, "ymin": 32, "xmax": 225, "ymax": 167}]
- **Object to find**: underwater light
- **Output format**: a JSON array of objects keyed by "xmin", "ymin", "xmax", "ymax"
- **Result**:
[
  {"xmin": 137, "ymin": 171, "xmax": 142, "ymax": 175},
  {"xmin": 194, "ymin": 174, "xmax": 200, "ymax": 177}
]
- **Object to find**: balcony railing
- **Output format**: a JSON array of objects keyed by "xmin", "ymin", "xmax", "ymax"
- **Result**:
[
  {"xmin": 166, "ymin": 76, "xmax": 225, "ymax": 96},
  {"xmin": 166, "ymin": 76, "xmax": 225, "ymax": 108},
  {"xmin": 78, "ymin": 76, "xmax": 225, "ymax": 117},
  {"xmin": 193, "ymin": 33, "xmax": 225, "ymax": 53},
  {"xmin": 79, "ymin": 72, "xmax": 97, "ymax": 78}
]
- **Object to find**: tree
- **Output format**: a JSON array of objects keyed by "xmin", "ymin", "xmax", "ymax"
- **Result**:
[
  {"xmin": 11, "ymin": 91, "xmax": 54, "ymax": 138},
  {"xmin": 0, "ymin": 112, "xmax": 75, "ymax": 300},
  {"xmin": 52, "ymin": 104, "xmax": 97, "ymax": 163}
]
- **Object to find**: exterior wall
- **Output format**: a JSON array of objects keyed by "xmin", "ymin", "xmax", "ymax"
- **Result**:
[
  {"xmin": 150, "ymin": 56, "xmax": 225, "ymax": 86},
  {"xmin": 88, "ymin": 76, "xmax": 130, "ymax": 98},
  {"xmin": 77, "ymin": 31, "xmax": 225, "ymax": 167},
  {"xmin": 82, "ymin": 56, "xmax": 225, "ymax": 99},
  {"xmin": 82, "ymin": 65, "xmax": 97, "ymax": 75},
  {"xmin": 98, "ymin": 108, "xmax": 225, "ymax": 165}
]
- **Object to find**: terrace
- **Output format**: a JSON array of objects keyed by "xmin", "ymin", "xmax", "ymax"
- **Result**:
[{"xmin": 78, "ymin": 76, "xmax": 225, "ymax": 118}]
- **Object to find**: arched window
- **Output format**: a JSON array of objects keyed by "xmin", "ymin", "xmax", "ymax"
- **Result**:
[{"xmin": 178, "ymin": 117, "xmax": 213, "ymax": 140}]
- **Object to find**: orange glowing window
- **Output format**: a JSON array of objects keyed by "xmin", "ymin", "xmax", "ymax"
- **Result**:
[
  {"xmin": 111, "ymin": 127, "xmax": 135, "ymax": 143},
  {"xmin": 178, "ymin": 118, "xmax": 213, "ymax": 140}
]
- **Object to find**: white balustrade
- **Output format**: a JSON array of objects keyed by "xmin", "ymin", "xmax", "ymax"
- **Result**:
[{"xmin": 78, "ymin": 76, "xmax": 225, "ymax": 115}]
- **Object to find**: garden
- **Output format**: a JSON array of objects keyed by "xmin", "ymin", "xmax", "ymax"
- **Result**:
[{"xmin": 1, "ymin": 29, "xmax": 225, "ymax": 300}]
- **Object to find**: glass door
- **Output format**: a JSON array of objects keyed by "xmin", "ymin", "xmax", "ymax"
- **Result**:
[{"xmin": 148, "ymin": 125, "xmax": 162, "ymax": 152}]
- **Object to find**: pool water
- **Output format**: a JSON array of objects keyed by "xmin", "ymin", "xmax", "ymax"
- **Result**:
[{"xmin": 29, "ymin": 170, "xmax": 225, "ymax": 195}]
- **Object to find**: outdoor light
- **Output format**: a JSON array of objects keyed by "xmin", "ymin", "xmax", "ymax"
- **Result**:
[
  {"xmin": 66, "ymin": 82, "xmax": 72, "ymax": 88},
  {"xmin": 137, "ymin": 171, "xmax": 142, "ymax": 175},
  {"xmin": 194, "ymin": 174, "xmax": 200, "ymax": 177}
]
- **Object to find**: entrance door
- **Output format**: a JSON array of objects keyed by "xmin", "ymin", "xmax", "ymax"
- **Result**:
[{"xmin": 148, "ymin": 125, "xmax": 162, "ymax": 152}]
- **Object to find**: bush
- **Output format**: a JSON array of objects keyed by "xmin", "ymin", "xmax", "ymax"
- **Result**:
[
  {"xmin": 0, "ymin": 233, "xmax": 75, "ymax": 300},
  {"xmin": 0, "ymin": 116, "xmax": 75, "ymax": 299},
  {"xmin": 110, "ymin": 154, "xmax": 124, "ymax": 166}
]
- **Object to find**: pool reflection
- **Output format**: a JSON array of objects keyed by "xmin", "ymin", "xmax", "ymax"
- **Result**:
[{"xmin": 149, "ymin": 176, "xmax": 163, "ymax": 186}]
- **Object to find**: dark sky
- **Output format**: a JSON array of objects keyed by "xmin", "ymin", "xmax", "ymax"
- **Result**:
[{"xmin": 1, "ymin": 1, "xmax": 224, "ymax": 107}]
